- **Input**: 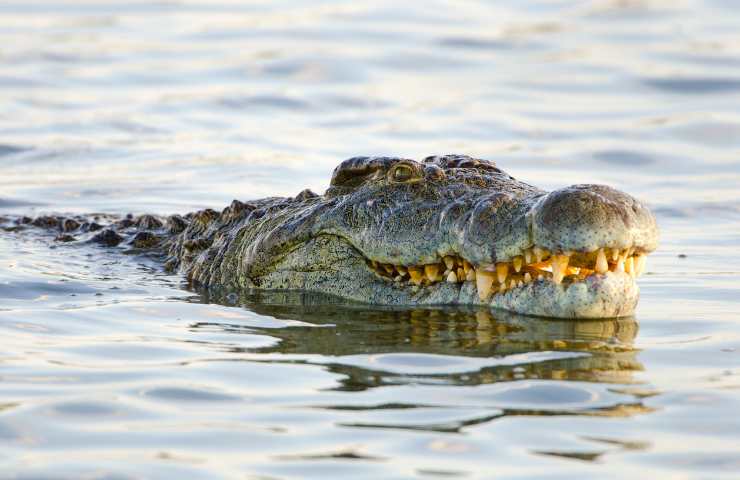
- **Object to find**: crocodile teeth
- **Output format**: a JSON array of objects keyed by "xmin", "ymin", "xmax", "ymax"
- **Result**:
[
  {"xmin": 463, "ymin": 260, "xmax": 472, "ymax": 275},
  {"xmin": 513, "ymin": 256, "xmax": 523, "ymax": 272},
  {"xmin": 615, "ymin": 257, "xmax": 625, "ymax": 273},
  {"xmin": 476, "ymin": 270, "xmax": 495, "ymax": 300},
  {"xmin": 408, "ymin": 266, "xmax": 423, "ymax": 285},
  {"xmin": 443, "ymin": 256, "xmax": 455, "ymax": 270},
  {"xmin": 635, "ymin": 254, "xmax": 647, "ymax": 276},
  {"xmin": 367, "ymin": 245, "xmax": 649, "ymax": 292},
  {"xmin": 496, "ymin": 263, "xmax": 509, "ymax": 284},
  {"xmin": 524, "ymin": 249, "xmax": 533, "ymax": 264},
  {"xmin": 551, "ymin": 254, "xmax": 570, "ymax": 284},
  {"xmin": 425, "ymin": 264, "xmax": 440, "ymax": 282},
  {"xmin": 624, "ymin": 256, "xmax": 635, "ymax": 278},
  {"xmin": 595, "ymin": 248, "xmax": 608, "ymax": 273}
]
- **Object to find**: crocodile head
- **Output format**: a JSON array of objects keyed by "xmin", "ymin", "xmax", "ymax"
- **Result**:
[{"xmin": 191, "ymin": 155, "xmax": 658, "ymax": 318}]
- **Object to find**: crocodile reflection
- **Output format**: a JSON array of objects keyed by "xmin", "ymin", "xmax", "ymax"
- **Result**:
[{"xmin": 193, "ymin": 290, "xmax": 643, "ymax": 390}]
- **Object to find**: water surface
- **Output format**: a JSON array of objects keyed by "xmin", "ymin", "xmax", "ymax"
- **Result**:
[{"xmin": 1, "ymin": 1, "xmax": 740, "ymax": 478}]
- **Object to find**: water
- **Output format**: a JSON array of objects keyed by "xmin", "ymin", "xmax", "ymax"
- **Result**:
[{"xmin": 1, "ymin": 0, "xmax": 740, "ymax": 478}]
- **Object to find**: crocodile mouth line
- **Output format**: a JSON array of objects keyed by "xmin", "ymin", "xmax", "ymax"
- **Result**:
[{"xmin": 367, "ymin": 246, "xmax": 648, "ymax": 301}]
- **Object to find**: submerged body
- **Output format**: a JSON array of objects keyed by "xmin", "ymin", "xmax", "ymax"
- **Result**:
[{"xmin": 4, "ymin": 155, "xmax": 658, "ymax": 318}]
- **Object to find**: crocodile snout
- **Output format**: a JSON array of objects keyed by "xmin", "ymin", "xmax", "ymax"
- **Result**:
[{"xmin": 531, "ymin": 184, "xmax": 659, "ymax": 255}]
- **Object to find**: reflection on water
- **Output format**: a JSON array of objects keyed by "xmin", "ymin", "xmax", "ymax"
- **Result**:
[{"xmin": 197, "ymin": 290, "xmax": 643, "ymax": 388}]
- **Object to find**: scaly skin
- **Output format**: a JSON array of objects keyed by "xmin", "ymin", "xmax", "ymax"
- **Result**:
[{"xmin": 2, "ymin": 155, "xmax": 659, "ymax": 318}]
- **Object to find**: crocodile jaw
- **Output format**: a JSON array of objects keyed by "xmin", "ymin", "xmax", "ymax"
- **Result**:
[{"xmin": 257, "ymin": 235, "xmax": 645, "ymax": 318}]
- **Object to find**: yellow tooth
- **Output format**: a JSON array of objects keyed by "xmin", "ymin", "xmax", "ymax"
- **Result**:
[
  {"xmin": 457, "ymin": 267, "xmax": 465, "ymax": 281},
  {"xmin": 517, "ymin": 279, "xmax": 524, "ymax": 288},
  {"xmin": 537, "ymin": 273, "xmax": 544, "ymax": 281},
  {"xmin": 615, "ymin": 258, "xmax": 625, "ymax": 273},
  {"xmin": 635, "ymin": 254, "xmax": 647, "ymax": 276},
  {"xmin": 533, "ymin": 246, "xmax": 546, "ymax": 263},
  {"xmin": 611, "ymin": 249, "xmax": 620, "ymax": 262},
  {"xmin": 476, "ymin": 270, "xmax": 495, "ymax": 300},
  {"xmin": 443, "ymin": 256, "xmax": 455, "ymax": 270},
  {"xmin": 625, "ymin": 256, "xmax": 635, "ymax": 277},
  {"xmin": 446, "ymin": 270, "xmax": 458, "ymax": 283},
  {"xmin": 466, "ymin": 268, "xmax": 476, "ymax": 282},
  {"xmin": 425, "ymin": 264, "xmax": 440, "ymax": 282},
  {"xmin": 396, "ymin": 265, "xmax": 407, "ymax": 276},
  {"xmin": 510, "ymin": 278, "xmax": 517, "ymax": 289},
  {"xmin": 551, "ymin": 254, "xmax": 570, "ymax": 284},
  {"xmin": 463, "ymin": 260, "xmax": 472, "ymax": 275},
  {"xmin": 496, "ymin": 263, "xmax": 509, "ymax": 284},
  {"xmin": 595, "ymin": 248, "xmax": 608, "ymax": 274},
  {"xmin": 499, "ymin": 282, "xmax": 507, "ymax": 294},
  {"xmin": 513, "ymin": 256, "xmax": 523, "ymax": 272},
  {"xmin": 524, "ymin": 272, "xmax": 532, "ymax": 283},
  {"xmin": 408, "ymin": 267, "xmax": 423, "ymax": 285},
  {"xmin": 524, "ymin": 249, "xmax": 533, "ymax": 264}
]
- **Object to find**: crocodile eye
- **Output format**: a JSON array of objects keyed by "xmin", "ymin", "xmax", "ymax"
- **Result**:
[{"xmin": 390, "ymin": 164, "xmax": 416, "ymax": 183}]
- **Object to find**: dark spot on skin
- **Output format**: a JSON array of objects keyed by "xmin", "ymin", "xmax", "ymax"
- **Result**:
[
  {"xmin": 163, "ymin": 256, "xmax": 179, "ymax": 272},
  {"xmin": 80, "ymin": 222, "xmax": 103, "ymax": 232},
  {"xmin": 183, "ymin": 238, "xmax": 212, "ymax": 252},
  {"xmin": 62, "ymin": 218, "xmax": 80, "ymax": 232},
  {"xmin": 32, "ymin": 216, "xmax": 59, "ymax": 229},
  {"xmin": 678, "ymin": 254, "xmax": 687, "ymax": 258},
  {"xmin": 166, "ymin": 215, "xmax": 188, "ymax": 234},
  {"xmin": 135, "ymin": 214, "xmax": 163, "ymax": 230},
  {"xmin": 130, "ymin": 231, "xmax": 161, "ymax": 249},
  {"xmin": 220, "ymin": 200, "xmax": 254, "ymax": 223},
  {"xmin": 116, "ymin": 218, "xmax": 135, "ymax": 229},
  {"xmin": 294, "ymin": 189, "xmax": 318, "ymax": 201},
  {"xmin": 54, "ymin": 234, "xmax": 76, "ymax": 242},
  {"xmin": 191, "ymin": 209, "xmax": 219, "ymax": 228},
  {"xmin": 90, "ymin": 229, "xmax": 124, "ymax": 247}
]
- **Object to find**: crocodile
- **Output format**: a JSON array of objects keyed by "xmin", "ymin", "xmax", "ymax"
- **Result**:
[{"xmin": 2, "ymin": 155, "xmax": 659, "ymax": 318}]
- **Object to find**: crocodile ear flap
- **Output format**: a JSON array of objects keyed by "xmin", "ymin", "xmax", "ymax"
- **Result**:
[{"xmin": 424, "ymin": 154, "xmax": 502, "ymax": 173}]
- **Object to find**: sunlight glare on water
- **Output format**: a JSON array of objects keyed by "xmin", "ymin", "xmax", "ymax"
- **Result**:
[{"xmin": 1, "ymin": 1, "xmax": 740, "ymax": 478}]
